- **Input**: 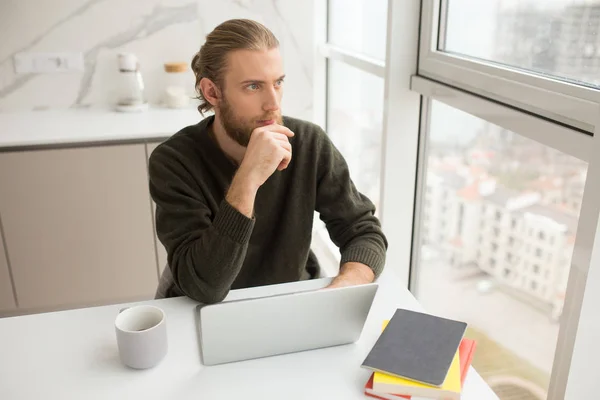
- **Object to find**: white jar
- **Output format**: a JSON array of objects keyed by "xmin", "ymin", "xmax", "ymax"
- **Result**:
[{"xmin": 163, "ymin": 62, "xmax": 191, "ymax": 108}]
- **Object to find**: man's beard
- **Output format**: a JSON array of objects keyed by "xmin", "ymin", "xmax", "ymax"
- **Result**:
[{"xmin": 219, "ymin": 95, "xmax": 283, "ymax": 147}]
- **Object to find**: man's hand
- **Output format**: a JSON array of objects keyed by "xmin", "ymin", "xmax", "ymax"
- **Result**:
[
  {"xmin": 326, "ymin": 262, "xmax": 375, "ymax": 289},
  {"xmin": 239, "ymin": 124, "xmax": 295, "ymax": 186},
  {"xmin": 226, "ymin": 124, "xmax": 294, "ymax": 217}
]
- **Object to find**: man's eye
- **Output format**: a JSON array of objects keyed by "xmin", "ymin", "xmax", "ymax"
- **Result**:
[
  {"xmin": 275, "ymin": 79, "xmax": 284, "ymax": 87},
  {"xmin": 247, "ymin": 83, "xmax": 259, "ymax": 90}
]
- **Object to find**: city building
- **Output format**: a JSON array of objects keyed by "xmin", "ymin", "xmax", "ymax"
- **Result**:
[{"xmin": 422, "ymin": 155, "xmax": 579, "ymax": 321}]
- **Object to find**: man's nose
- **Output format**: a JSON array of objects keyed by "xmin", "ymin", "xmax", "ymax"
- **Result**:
[{"xmin": 262, "ymin": 86, "xmax": 280, "ymax": 112}]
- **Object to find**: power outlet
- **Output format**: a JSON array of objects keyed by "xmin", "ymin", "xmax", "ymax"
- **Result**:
[{"xmin": 13, "ymin": 52, "xmax": 85, "ymax": 74}]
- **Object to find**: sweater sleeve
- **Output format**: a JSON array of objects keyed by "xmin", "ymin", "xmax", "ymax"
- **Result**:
[
  {"xmin": 148, "ymin": 144, "xmax": 254, "ymax": 304},
  {"xmin": 314, "ymin": 128, "xmax": 388, "ymax": 278}
]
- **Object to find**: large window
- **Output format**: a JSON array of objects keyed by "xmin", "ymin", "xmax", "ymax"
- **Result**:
[
  {"xmin": 419, "ymin": 0, "xmax": 600, "ymax": 132},
  {"xmin": 327, "ymin": 60, "xmax": 384, "ymax": 208},
  {"xmin": 415, "ymin": 100, "xmax": 587, "ymax": 399},
  {"xmin": 312, "ymin": 0, "xmax": 388, "ymax": 277},
  {"xmin": 442, "ymin": 0, "xmax": 600, "ymax": 88},
  {"xmin": 413, "ymin": 1, "xmax": 600, "ymax": 397},
  {"xmin": 317, "ymin": 1, "xmax": 600, "ymax": 397},
  {"xmin": 327, "ymin": 0, "xmax": 388, "ymax": 60},
  {"xmin": 321, "ymin": 1, "xmax": 387, "ymax": 205}
]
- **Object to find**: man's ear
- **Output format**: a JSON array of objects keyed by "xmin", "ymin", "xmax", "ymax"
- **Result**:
[{"xmin": 199, "ymin": 78, "xmax": 221, "ymax": 106}]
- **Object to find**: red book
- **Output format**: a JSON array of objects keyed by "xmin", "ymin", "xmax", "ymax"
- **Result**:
[
  {"xmin": 458, "ymin": 338, "xmax": 476, "ymax": 386},
  {"xmin": 364, "ymin": 338, "xmax": 476, "ymax": 400}
]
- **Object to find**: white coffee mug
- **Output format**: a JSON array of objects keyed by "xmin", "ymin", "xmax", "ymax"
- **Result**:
[{"xmin": 115, "ymin": 305, "xmax": 168, "ymax": 369}]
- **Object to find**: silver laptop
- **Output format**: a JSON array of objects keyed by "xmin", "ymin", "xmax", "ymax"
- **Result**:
[{"xmin": 196, "ymin": 277, "xmax": 379, "ymax": 365}]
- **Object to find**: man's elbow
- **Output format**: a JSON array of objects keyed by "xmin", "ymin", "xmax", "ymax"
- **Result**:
[
  {"xmin": 177, "ymin": 277, "xmax": 230, "ymax": 304},
  {"xmin": 196, "ymin": 288, "xmax": 230, "ymax": 305},
  {"xmin": 177, "ymin": 276, "xmax": 229, "ymax": 304},
  {"xmin": 172, "ymin": 251, "xmax": 232, "ymax": 304}
]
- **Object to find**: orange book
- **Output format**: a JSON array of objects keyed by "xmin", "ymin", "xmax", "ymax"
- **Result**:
[{"xmin": 364, "ymin": 338, "xmax": 476, "ymax": 400}]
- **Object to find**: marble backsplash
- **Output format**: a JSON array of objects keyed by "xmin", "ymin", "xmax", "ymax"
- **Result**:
[{"xmin": 0, "ymin": 0, "xmax": 314, "ymax": 119}]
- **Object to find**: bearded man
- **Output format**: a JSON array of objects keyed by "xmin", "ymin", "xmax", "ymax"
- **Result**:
[{"xmin": 149, "ymin": 19, "xmax": 387, "ymax": 304}]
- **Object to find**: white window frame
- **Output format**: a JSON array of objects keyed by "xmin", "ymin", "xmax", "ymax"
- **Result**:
[
  {"xmin": 378, "ymin": 0, "xmax": 422, "ymax": 288},
  {"xmin": 410, "ymin": 76, "xmax": 593, "ymax": 162},
  {"xmin": 413, "ymin": 2, "xmax": 600, "ymax": 396},
  {"xmin": 319, "ymin": 44, "xmax": 385, "ymax": 78},
  {"xmin": 313, "ymin": 0, "xmax": 388, "ymax": 130},
  {"xmin": 418, "ymin": 0, "xmax": 600, "ymax": 133},
  {"xmin": 313, "ymin": 0, "xmax": 422, "ymax": 286},
  {"xmin": 563, "ymin": 109, "xmax": 600, "ymax": 397}
]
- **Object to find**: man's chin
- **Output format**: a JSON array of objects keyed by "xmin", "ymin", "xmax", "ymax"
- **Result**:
[{"xmin": 225, "ymin": 130, "xmax": 251, "ymax": 147}]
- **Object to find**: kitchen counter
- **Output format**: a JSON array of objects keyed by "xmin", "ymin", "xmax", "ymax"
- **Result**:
[{"xmin": 0, "ymin": 106, "xmax": 201, "ymax": 150}]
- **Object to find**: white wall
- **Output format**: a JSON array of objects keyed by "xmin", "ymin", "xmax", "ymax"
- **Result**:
[{"xmin": 0, "ymin": 0, "xmax": 314, "ymax": 120}]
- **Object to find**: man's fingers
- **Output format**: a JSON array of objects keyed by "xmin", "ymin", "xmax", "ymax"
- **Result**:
[
  {"xmin": 276, "ymin": 141, "xmax": 292, "ymax": 170},
  {"xmin": 270, "ymin": 132, "xmax": 291, "ymax": 143},
  {"xmin": 278, "ymin": 141, "xmax": 292, "ymax": 152},
  {"xmin": 263, "ymin": 124, "xmax": 295, "ymax": 138},
  {"xmin": 277, "ymin": 146, "xmax": 292, "ymax": 170}
]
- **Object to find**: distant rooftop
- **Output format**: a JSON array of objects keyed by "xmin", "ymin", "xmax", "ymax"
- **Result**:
[
  {"xmin": 485, "ymin": 185, "xmax": 523, "ymax": 207},
  {"xmin": 521, "ymin": 204, "xmax": 579, "ymax": 234}
]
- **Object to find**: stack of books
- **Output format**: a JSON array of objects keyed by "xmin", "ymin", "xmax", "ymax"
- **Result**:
[{"xmin": 361, "ymin": 309, "xmax": 476, "ymax": 400}]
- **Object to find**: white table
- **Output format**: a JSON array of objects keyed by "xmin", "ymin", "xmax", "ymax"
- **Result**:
[{"xmin": 0, "ymin": 273, "xmax": 498, "ymax": 399}]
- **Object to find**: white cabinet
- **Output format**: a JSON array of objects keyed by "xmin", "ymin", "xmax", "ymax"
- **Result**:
[
  {"xmin": 0, "ymin": 144, "xmax": 159, "ymax": 310},
  {"xmin": 146, "ymin": 142, "xmax": 168, "ymax": 276},
  {"xmin": 0, "ymin": 228, "xmax": 16, "ymax": 311}
]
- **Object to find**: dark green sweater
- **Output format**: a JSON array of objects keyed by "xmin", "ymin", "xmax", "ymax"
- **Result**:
[{"xmin": 148, "ymin": 115, "xmax": 387, "ymax": 304}]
